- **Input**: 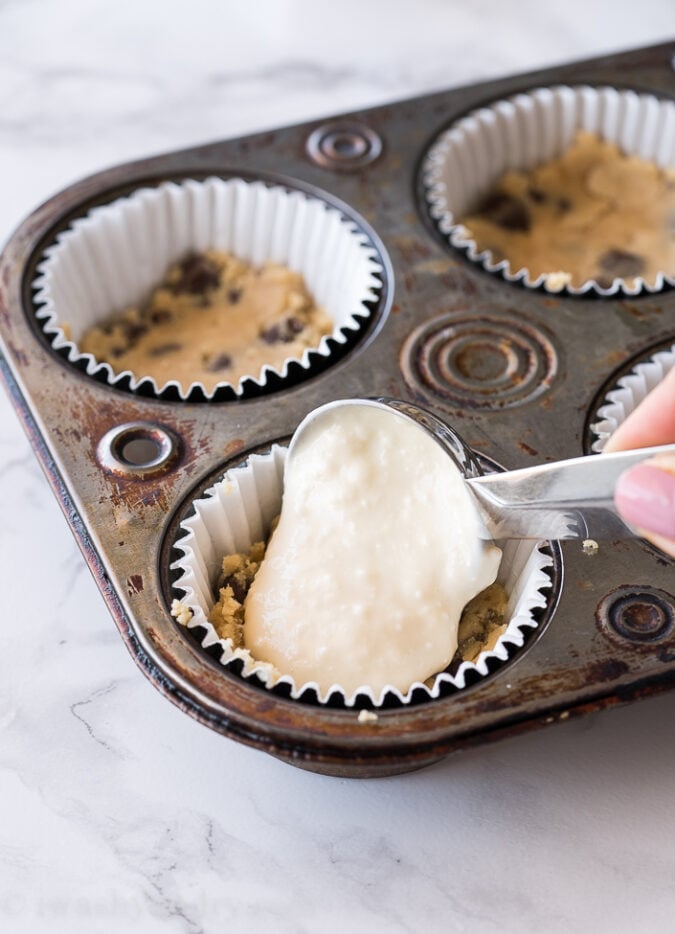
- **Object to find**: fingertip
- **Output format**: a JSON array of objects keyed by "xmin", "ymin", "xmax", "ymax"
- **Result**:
[{"xmin": 614, "ymin": 463, "xmax": 675, "ymax": 542}]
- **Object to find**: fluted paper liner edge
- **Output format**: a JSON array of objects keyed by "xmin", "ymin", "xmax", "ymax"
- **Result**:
[
  {"xmin": 32, "ymin": 177, "xmax": 384, "ymax": 399},
  {"xmin": 590, "ymin": 344, "xmax": 675, "ymax": 452}
]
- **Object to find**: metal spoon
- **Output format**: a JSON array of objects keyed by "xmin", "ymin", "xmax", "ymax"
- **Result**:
[{"xmin": 287, "ymin": 397, "xmax": 675, "ymax": 542}]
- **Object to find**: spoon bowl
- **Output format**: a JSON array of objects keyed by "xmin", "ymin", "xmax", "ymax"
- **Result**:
[{"xmin": 288, "ymin": 397, "xmax": 675, "ymax": 542}]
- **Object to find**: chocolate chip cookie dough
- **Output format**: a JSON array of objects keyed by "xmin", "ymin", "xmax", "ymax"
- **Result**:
[
  {"xmin": 458, "ymin": 131, "xmax": 675, "ymax": 289},
  {"xmin": 207, "ymin": 541, "xmax": 266, "ymax": 647},
  {"xmin": 79, "ymin": 250, "xmax": 333, "ymax": 390}
]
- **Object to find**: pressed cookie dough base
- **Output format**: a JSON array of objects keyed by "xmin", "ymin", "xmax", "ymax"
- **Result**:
[
  {"xmin": 78, "ymin": 250, "xmax": 333, "ymax": 391},
  {"xmin": 208, "ymin": 541, "xmax": 266, "ymax": 647},
  {"xmin": 458, "ymin": 131, "xmax": 675, "ymax": 289}
]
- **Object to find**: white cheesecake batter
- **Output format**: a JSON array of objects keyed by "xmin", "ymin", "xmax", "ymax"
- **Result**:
[{"xmin": 244, "ymin": 403, "xmax": 502, "ymax": 697}]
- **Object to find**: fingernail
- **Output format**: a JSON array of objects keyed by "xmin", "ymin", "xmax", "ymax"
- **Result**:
[{"xmin": 615, "ymin": 464, "xmax": 675, "ymax": 539}]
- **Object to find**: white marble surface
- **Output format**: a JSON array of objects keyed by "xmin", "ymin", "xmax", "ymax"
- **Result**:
[{"xmin": 1, "ymin": 2, "xmax": 675, "ymax": 931}]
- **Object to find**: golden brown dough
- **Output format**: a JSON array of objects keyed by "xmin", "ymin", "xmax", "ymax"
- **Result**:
[
  {"xmin": 208, "ymin": 541, "xmax": 266, "ymax": 646},
  {"xmin": 456, "ymin": 582, "xmax": 509, "ymax": 663},
  {"xmin": 79, "ymin": 250, "xmax": 333, "ymax": 389},
  {"xmin": 458, "ymin": 131, "xmax": 675, "ymax": 289}
]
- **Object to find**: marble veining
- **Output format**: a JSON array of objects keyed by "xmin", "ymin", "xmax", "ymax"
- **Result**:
[{"xmin": 1, "ymin": 2, "xmax": 675, "ymax": 932}]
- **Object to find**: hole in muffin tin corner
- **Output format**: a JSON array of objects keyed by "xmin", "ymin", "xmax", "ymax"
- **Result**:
[
  {"xmin": 161, "ymin": 440, "xmax": 564, "ymax": 712},
  {"xmin": 97, "ymin": 422, "xmax": 181, "ymax": 479},
  {"xmin": 27, "ymin": 172, "xmax": 392, "ymax": 404}
]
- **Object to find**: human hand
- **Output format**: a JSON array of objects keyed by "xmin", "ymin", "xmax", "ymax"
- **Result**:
[{"xmin": 604, "ymin": 365, "xmax": 675, "ymax": 558}]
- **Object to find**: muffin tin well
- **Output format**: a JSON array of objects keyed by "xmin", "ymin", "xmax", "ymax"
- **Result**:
[
  {"xmin": 168, "ymin": 443, "xmax": 556, "ymax": 708},
  {"xmin": 31, "ymin": 176, "xmax": 388, "ymax": 401},
  {"xmin": 1, "ymin": 41, "xmax": 673, "ymax": 778},
  {"xmin": 420, "ymin": 84, "xmax": 675, "ymax": 295},
  {"xmin": 586, "ymin": 338, "xmax": 675, "ymax": 452}
]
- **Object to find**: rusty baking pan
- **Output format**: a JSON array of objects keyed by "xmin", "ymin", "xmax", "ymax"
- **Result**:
[{"xmin": 0, "ymin": 40, "xmax": 673, "ymax": 777}]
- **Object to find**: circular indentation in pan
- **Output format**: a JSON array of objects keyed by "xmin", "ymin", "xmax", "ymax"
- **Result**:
[
  {"xmin": 401, "ymin": 311, "xmax": 558, "ymax": 409},
  {"xmin": 32, "ymin": 175, "xmax": 390, "ymax": 402},
  {"xmin": 597, "ymin": 587, "xmax": 674, "ymax": 646},
  {"xmin": 306, "ymin": 121, "xmax": 383, "ymax": 171}
]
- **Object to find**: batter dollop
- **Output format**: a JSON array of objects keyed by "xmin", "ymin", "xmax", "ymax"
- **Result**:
[{"xmin": 242, "ymin": 405, "xmax": 502, "ymax": 696}]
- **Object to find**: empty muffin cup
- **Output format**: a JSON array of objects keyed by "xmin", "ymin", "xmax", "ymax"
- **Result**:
[
  {"xmin": 32, "ymin": 177, "xmax": 385, "ymax": 400},
  {"xmin": 169, "ymin": 445, "xmax": 554, "ymax": 707},
  {"xmin": 590, "ymin": 342, "xmax": 675, "ymax": 452},
  {"xmin": 422, "ymin": 86, "xmax": 675, "ymax": 295}
]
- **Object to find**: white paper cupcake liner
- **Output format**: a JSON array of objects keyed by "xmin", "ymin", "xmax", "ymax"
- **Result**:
[
  {"xmin": 590, "ymin": 343, "xmax": 675, "ymax": 452},
  {"xmin": 32, "ymin": 177, "xmax": 384, "ymax": 400},
  {"xmin": 422, "ymin": 85, "xmax": 675, "ymax": 295},
  {"xmin": 170, "ymin": 445, "xmax": 554, "ymax": 707}
]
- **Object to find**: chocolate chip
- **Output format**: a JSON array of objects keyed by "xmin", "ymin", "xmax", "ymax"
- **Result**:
[
  {"xmin": 123, "ymin": 322, "xmax": 148, "ymax": 344},
  {"xmin": 259, "ymin": 317, "xmax": 305, "ymax": 344},
  {"xmin": 148, "ymin": 342, "xmax": 182, "ymax": 357},
  {"xmin": 259, "ymin": 324, "xmax": 282, "ymax": 344},
  {"xmin": 527, "ymin": 187, "xmax": 546, "ymax": 204},
  {"xmin": 173, "ymin": 253, "xmax": 220, "ymax": 294},
  {"xmin": 557, "ymin": 197, "xmax": 572, "ymax": 213},
  {"xmin": 227, "ymin": 288, "xmax": 242, "ymax": 304},
  {"xmin": 149, "ymin": 308, "xmax": 172, "ymax": 324},
  {"xmin": 474, "ymin": 192, "xmax": 531, "ymax": 231},
  {"xmin": 205, "ymin": 352, "xmax": 232, "ymax": 372},
  {"xmin": 598, "ymin": 249, "xmax": 646, "ymax": 280},
  {"xmin": 223, "ymin": 573, "xmax": 247, "ymax": 604}
]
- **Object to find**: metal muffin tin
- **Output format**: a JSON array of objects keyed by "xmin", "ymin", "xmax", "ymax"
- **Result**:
[{"xmin": 1, "ymin": 41, "xmax": 673, "ymax": 778}]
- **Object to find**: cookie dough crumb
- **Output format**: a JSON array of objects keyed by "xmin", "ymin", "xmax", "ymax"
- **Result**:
[
  {"xmin": 456, "ymin": 582, "xmax": 509, "ymax": 663},
  {"xmin": 544, "ymin": 271, "xmax": 572, "ymax": 291},
  {"xmin": 582, "ymin": 539, "xmax": 599, "ymax": 556},
  {"xmin": 357, "ymin": 709, "xmax": 379, "ymax": 724},
  {"xmin": 171, "ymin": 599, "xmax": 193, "ymax": 626},
  {"xmin": 208, "ymin": 541, "xmax": 266, "ymax": 645}
]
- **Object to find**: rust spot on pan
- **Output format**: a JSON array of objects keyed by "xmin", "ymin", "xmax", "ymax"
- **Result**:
[
  {"xmin": 586, "ymin": 659, "xmax": 631, "ymax": 681},
  {"xmin": 127, "ymin": 574, "xmax": 144, "ymax": 595},
  {"xmin": 518, "ymin": 441, "xmax": 538, "ymax": 456},
  {"xmin": 223, "ymin": 438, "xmax": 245, "ymax": 458}
]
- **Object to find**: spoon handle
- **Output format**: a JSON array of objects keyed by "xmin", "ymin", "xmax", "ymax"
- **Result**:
[{"xmin": 467, "ymin": 444, "xmax": 675, "ymax": 541}]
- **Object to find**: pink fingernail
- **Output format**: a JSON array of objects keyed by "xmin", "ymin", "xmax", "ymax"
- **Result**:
[{"xmin": 615, "ymin": 465, "xmax": 675, "ymax": 539}]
